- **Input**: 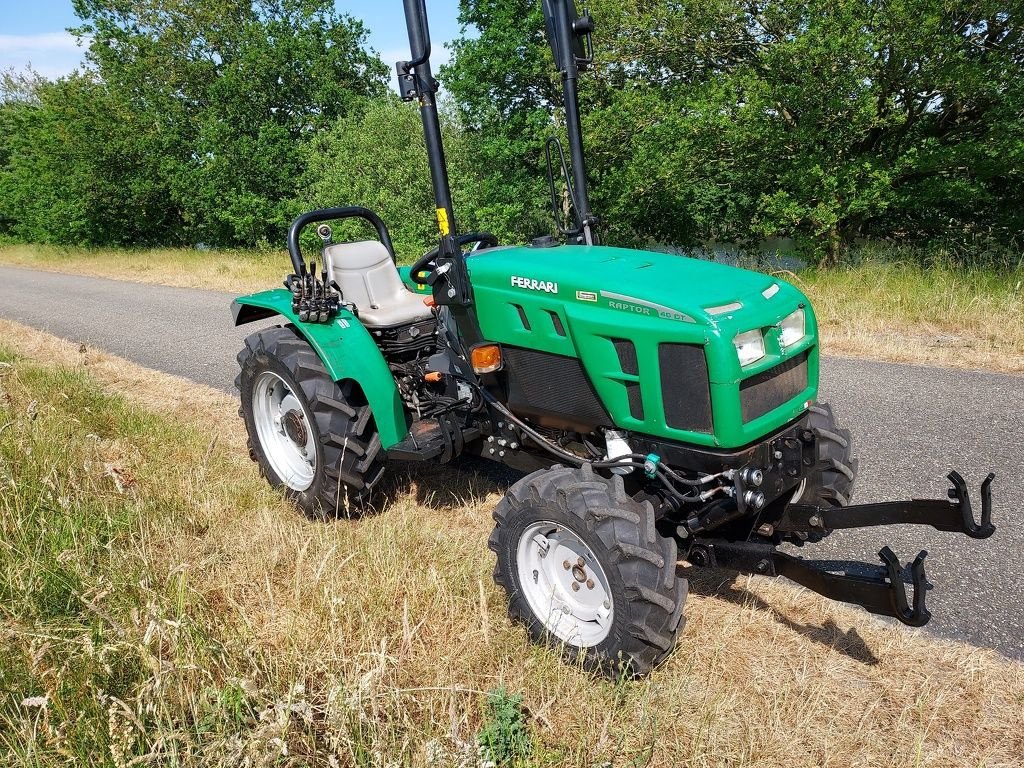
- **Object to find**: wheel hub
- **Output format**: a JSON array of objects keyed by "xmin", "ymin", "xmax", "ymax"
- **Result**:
[
  {"xmin": 517, "ymin": 521, "xmax": 614, "ymax": 647},
  {"xmin": 250, "ymin": 371, "xmax": 316, "ymax": 492},
  {"xmin": 283, "ymin": 409, "xmax": 307, "ymax": 446}
]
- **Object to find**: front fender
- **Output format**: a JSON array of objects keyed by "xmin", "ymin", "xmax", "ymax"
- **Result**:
[{"xmin": 231, "ymin": 289, "xmax": 409, "ymax": 448}]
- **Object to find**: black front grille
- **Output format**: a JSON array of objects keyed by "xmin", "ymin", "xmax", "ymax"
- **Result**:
[
  {"xmin": 658, "ymin": 343, "xmax": 713, "ymax": 433},
  {"xmin": 504, "ymin": 347, "xmax": 611, "ymax": 428},
  {"xmin": 739, "ymin": 351, "xmax": 809, "ymax": 423}
]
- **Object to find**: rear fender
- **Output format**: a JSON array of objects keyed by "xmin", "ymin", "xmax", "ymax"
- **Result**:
[{"xmin": 231, "ymin": 289, "xmax": 408, "ymax": 448}]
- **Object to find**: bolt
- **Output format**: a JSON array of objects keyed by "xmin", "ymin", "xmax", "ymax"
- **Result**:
[
  {"xmin": 447, "ymin": 287, "xmax": 456, "ymax": 298},
  {"xmin": 563, "ymin": 560, "xmax": 571, "ymax": 570},
  {"xmin": 497, "ymin": 421, "xmax": 504, "ymax": 429},
  {"xmin": 509, "ymin": 442, "xmax": 519, "ymax": 450},
  {"xmin": 533, "ymin": 569, "xmax": 539, "ymax": 583},
  {"xmin": 498, "ymin": 450, "xmax": 505, "ymax": 457},
  {"xmin": 586, "ymin": 579, "xmax": 595, "ymax": 590},
  {"xmin": 757, "ymin": 523, "xmax": 775, "ymax": 537},
  {"xmin": 756, "ymin": 559, "xmax": 769, "ymax": 573},
  {"xmin": 603, "ymin": 599, "xmax": 611, "ymax": 609},
  {"xmin": 487, "ymin": 435, "xmax": 494, "ymax": 443},
  {"xmin": 562, "ymin": 604, "xmax": 571, "ymax": 614},
  {"xmin": 577, "ymin": 557, "xmax": 586, "ymax": 567},
  {"xmin": 809, "ymin": 514, "xmax": 823, "ymax": 528},
  {"xmin": 774, "ymin": 450, "xmax": 783, "ymax": 459},
  {"xmin": 497, "ymin": 438, "xmax": 507, "ymax": 447},
  {"xmin": 488, "ymin": 447, "xmax": 495, "ymax": 454},
  {"xmin": 571, "ymin": 582, "xmax": 580, "ymax": 592}
]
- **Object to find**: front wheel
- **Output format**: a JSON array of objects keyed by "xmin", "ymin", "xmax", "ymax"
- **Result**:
[
  {"xmin": 489, "ymin": 464, "xmax": 687, "ymax": 677},
  {"xmin": 236, "ymin": 325, "xmax": 385, "ymax": 517}
]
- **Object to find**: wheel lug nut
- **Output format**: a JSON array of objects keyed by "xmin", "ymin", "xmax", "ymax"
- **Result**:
[
  {"xmin": 571, "ymin": 582, "xmax": 580, "ymax": 592},
  {"xmin": 562, "ymin": 560, "xmax": 571, "ymax": 570},
  {"xmin": 577, "ymin": 557, "xmax": 585, "ymax": 567},
  {"xmin": 586, "ymin": 579, "xmax": 594, "ymax": 590}
]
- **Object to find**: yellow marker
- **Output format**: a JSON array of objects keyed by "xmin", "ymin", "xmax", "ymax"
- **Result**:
[{"xmin": 436, "ymin": 207, "xmax": 450, "ymax": 236}]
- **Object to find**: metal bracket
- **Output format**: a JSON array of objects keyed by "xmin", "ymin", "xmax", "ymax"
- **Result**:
[
  {"xmin": 690, "ymin": 539, "xmax": 933, "ymax": 627},
  {"xmin": 776, "ymin": 470, "xmax": 995, "ymax": 540}
]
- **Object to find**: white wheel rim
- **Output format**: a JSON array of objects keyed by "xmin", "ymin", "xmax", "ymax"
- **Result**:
[
  {"xmin": 516, "ymin": 520, "xmax": 614, "ymax": 647},
  {"xmin": 251, "ymin": 371, "xmax": 316, "ymax": 491}
]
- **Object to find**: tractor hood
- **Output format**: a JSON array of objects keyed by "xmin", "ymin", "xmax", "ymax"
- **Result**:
[{"xmin": 466, "ymin": 243, "xmax": 802, "ymax": 328}]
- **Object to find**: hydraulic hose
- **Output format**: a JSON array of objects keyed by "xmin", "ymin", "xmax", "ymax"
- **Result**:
[{"xmin": 475, "ymin": 386, "xmax": 700, "ymax": 502}]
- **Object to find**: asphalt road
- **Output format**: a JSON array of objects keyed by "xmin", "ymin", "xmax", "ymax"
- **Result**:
[{"xmin": 1, "ymin": 265, "xmax": 1021, "ymax": 658}]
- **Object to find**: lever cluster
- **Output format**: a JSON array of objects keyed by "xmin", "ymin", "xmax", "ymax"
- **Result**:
[{"xmin": 286, "ymin": 259, "xmax": 340, "ymax": 323}]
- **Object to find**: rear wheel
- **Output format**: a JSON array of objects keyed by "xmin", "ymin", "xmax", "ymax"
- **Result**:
[
  {"xmin": 490, "ymin": 464, "xmax": 687, "ymax": 677},
  {"xmin": 789, "ymin": 401, "xmax": 858, "ymax": 542},
  {"xmin": 236, "ymin": 325, "xmax": 385, "ymax": 517}
]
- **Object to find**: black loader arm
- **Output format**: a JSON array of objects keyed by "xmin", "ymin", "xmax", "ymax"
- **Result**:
[
  {"xmin": 775, "ymin": 471, "xmax": 996, "ymax": 540},
  {"xmin": 689, "ymin": 471, "xmax": 996, "ymax": 628}
]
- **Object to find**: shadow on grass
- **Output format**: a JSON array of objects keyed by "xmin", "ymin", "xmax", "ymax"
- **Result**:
[
  {"xmin": 685, "ymin": 566, "xmax": 881, "ymax": 665},
  {"xmin": 375, "ymin": 454, "xmax": 526, "ymax": 513}
]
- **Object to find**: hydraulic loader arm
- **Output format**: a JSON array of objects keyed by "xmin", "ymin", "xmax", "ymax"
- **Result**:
[{"xmin": 689, "ymin": 471, "xmax": 996, "ymax": 627}]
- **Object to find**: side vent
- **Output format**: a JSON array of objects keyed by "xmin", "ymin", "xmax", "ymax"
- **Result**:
[
  {"xmin": 658, "ymin": 343, "xmax": 713, "ymax": 433},
  {"xmin": 513, "ymin": 304, "xmax": 531, "ymax": 330},
  {"xmin": 612, "ymin": 338, "xmax": 639, "ymax": 375},
  {"xmin": 624, "ymin": 382, "xmax": 644, "ymax": 421},
  {"xmin": 546, "ymin": 310, "xmax": 566, "ymax": 337}
]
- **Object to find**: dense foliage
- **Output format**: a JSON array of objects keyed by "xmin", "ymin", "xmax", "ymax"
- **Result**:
[
  {"xmin": 1, "ymin": 0, "xmax": 1022, "ymax": 263},
  {"xmin": 448, "ymin": 0, "xmax": 1024, "ymax": 262}
]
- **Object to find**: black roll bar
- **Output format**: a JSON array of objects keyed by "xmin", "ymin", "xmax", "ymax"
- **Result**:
[{"xmin": 287, "ymin": 206, "xmax": 396, "ymax": 276}]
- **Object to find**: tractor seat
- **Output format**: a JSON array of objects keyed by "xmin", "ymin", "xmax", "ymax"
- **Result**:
[{"xmin": 324, "ymin": 240, "xmax": 433, "ymax": 328}]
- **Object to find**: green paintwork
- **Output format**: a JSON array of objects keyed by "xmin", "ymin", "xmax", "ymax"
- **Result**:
[
  {"xmin": 232, "ymin": 289, "xmax": 409, "ymax": 448},
  {"xmin": 464, "ymin": 244, "xmax": 819, "ymax": 448},
  {"xmin": 240, "ymin": 242, "xmax": 818, "ymax": 453}
]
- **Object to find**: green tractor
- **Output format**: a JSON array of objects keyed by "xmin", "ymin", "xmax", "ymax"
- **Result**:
[{"xmin": 231, "ymin": 0, "xmax": 995, "ymax": 675}]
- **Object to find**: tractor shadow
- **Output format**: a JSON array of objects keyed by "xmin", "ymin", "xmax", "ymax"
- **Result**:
[
  {"xmin": 378, "ymin": 454, "xmax": 526, "ymax": 512},
  {"xmin": 684, "ymin": 566, "xmax": 881, "ymax": 665}
]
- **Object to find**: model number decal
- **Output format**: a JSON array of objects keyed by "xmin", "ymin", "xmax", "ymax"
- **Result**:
[{"xmin": 511, "ymin": 275, "xmax": 558, "ymax": 293}]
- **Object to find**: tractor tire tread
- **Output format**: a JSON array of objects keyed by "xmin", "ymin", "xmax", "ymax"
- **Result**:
[
  {"xmin": 236, "ymin": 324, "xmax": 385, "ymax": 517},
  {"xmin": 490, "ymin": 463, "xmax": 686, "ymax": 678}
]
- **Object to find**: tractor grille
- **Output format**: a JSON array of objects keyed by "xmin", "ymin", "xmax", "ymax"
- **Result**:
[
  {"xmin": 504, "ymin": 347, "xmax": 611, "ymax": 428},
  {"xmin": 739, "ymin": 351, "xmax": 809, "ymax": 423},
  {"xmin": 658, "ymin": 343, "xmax": 713, "ymax": 433}
]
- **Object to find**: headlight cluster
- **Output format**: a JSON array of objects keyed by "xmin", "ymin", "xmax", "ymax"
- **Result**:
[
  {"xmin": 733, "ymin": 329, "xmax": 765, "ymax": 367},
  {"xmin": 779, "ymin": 307, "xmax": 805, "ymax": 348},
  {"xmin": 732, "ymin": 308, "xmax": 806, "ymax": 367}
]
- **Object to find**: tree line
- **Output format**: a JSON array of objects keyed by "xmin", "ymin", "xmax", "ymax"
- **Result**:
[{"xmin": 1, "ymin": 0, "xmax": 1022, "ymax": 264}]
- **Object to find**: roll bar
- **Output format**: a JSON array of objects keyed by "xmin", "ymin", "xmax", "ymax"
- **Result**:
[{"xmin": 287, "ymin": 206, "xmax": 396, "ymax": 276}]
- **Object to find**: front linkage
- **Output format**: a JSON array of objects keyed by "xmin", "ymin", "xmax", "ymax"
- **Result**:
[{"xmin": 687, "ymin": 471, "xmax": 996, "ymax": 626}]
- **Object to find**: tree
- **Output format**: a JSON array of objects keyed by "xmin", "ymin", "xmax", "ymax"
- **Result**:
[
  {"xmin": 70, "ymin": 0, "xmax": 389, "ymax": 246},
  {"xmin": 0, "ymin": 71, "xmax": 178, "ymax": 245},
  {"xmin": 299, "ymin": 96, "xmax": 493, "ymax": 261},
  {"xmin": 445, "ymin": 0, "xmax": 1024, "ymax": 262}
]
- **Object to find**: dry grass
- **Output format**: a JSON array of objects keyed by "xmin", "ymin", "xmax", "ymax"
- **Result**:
[
  {"xmin": 797, "ymin": 261, "xmax": 1024, "ymax": 374},
  {"xmin": 3, "ymin": 244, "xmax": 1023, "ymax": 374},
  {"xmin": 0, "ymin": 243, "xmax": 284, "ymax": 294},
  {"xmin": 1, "ymin": 319, "xmax": 1022, "ymax": 767}
]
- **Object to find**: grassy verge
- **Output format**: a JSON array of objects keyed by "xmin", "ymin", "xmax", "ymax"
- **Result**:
[
  {"xmin": 1, "ymin": 318, "xmax": 1022, "ymax": 767},
  {"xmin": 2, "ymin": 243, "xmax": 1022, "ymax": 374}
]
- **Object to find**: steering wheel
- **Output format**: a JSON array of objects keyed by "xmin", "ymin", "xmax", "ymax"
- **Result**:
[{"xmin": 410, "ymin": 231, "xmax": 499, "ymax": 285}]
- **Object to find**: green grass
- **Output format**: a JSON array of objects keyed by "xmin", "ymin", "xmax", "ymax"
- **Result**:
[{"xmin": 0, "ymin": 336, "xmax": 1022, "ymax": 767}]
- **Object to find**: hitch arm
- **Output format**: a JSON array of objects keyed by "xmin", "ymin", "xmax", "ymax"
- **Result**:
[
  {"xmin": 691, "ymin": 540, "xmax": 933, "ymax": 627},
  {"xmin": 777, "ymin": 471, "xmax": 995, "ymax": 540}
]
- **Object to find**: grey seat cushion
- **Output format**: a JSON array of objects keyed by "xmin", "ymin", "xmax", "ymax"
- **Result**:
[{"xmin": 325, "ymin": 240, "xmax": 433, "ymax": 327}]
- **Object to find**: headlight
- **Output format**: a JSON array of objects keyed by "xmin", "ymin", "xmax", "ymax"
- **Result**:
[
  {"xmin": 733, "ymin": 329, "xmax": 765, "ymax": 367},
  {"xmin": 779, "ymin": 308, "xmax": 805, "ymax": 348}
]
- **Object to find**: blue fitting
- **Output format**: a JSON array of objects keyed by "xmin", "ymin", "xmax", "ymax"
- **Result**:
[{"xmin": 644, "ymin": 453, "xmax": 661, "ymax": 479}]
